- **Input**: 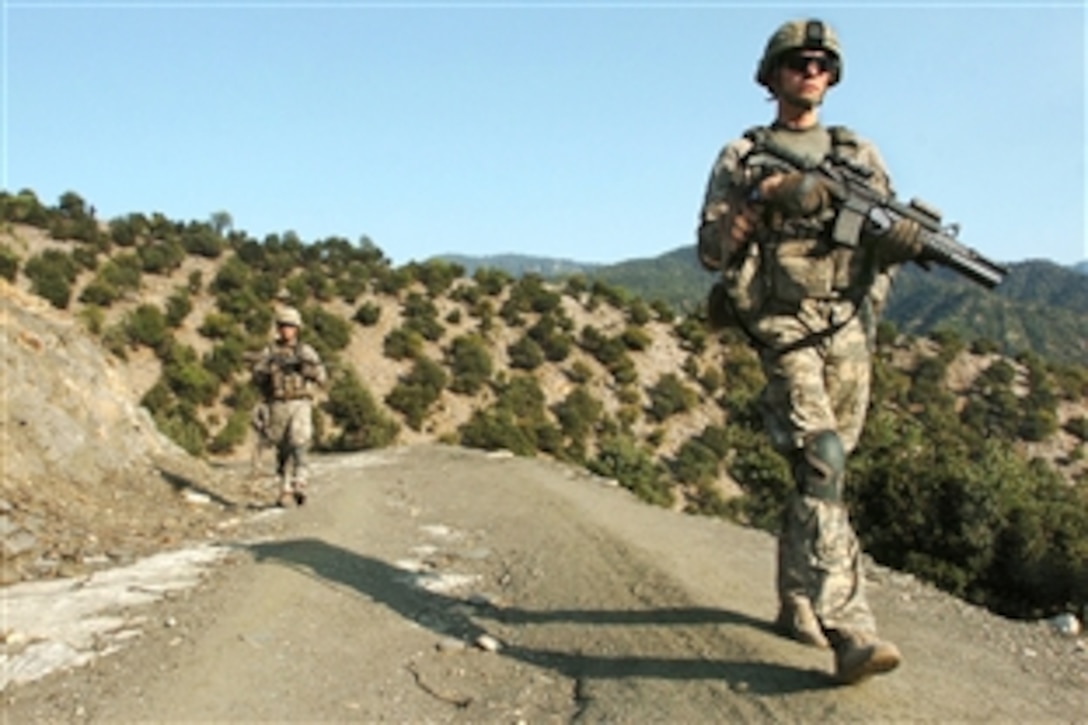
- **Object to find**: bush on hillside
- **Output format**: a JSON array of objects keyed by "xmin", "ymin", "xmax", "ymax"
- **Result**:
[
  {"xmin": 208, "ymin": 408, "xmax": 251, "ymax": 454},
  {"xmin": 383, "ymin": 326, "xmax": 424, "ymax": 361},
  {"xmin": 459, "ymin": 407, "xmax": 537, "ymax": 456},
  {"xmin": 385, "ymin": 356, "xmax": 447, "ymax": 430},
  {"xmin": 0, "ymin": 243, "xmax": 19, "ymax": 281},
  {"xmin": 401, "ymin": 292, "xmax": 444, "ymax": 342},
  {"xmin": 165, "ymin": 287, "xmax": 193, "ymax": 328},
  {"xmin": 588, "ymin": 433, "xmax": 670, "ymax": 508},
  {"xmin": 24, "ymin": 249, "xmax": 79, "ymax": 309},
  {"xmin": 123, "ymin": 304, "xmax": 169, "ymax": 352},
  {"xmin": 353, "ymin": 301, "xmax": 382, "ymax": 326},
  {"xmin": 507, "ymin": 334, "xmax": 544, "ymax": 371},
  {"xmin": 139, "ymin": 239, "xmax": 186, "ymax": 274},
  {"xmin": 446, "ymin": 333, "xmax": 493, "ymax": 395},
  {"xmin": 527, "ymin": 314, "xmax": 573, "ymax": 362},
  {"xmin": 472, "ymin": 266, "xmax": 511, "ymax": 296},
  {"xmin": 646, "ymin": 373, "xmax": 697, "ymax": 422},
  {"xmin": 324, "ymin": 368, "xmax": 400, "ymax": 450}
]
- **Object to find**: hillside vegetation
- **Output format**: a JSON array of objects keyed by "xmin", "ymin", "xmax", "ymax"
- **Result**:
[
  {"xmin": 2, "ymin": 187, "xmax": 1087, "ymax": 623},
  {"xmin": 567, "ymin": 246, "xmax": 1088, "ymax": 367}
]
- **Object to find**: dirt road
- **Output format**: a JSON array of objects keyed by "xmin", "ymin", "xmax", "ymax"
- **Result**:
[{"xmin": 5, "ymin": 445, "xmax": 1085, "ymax": 722}]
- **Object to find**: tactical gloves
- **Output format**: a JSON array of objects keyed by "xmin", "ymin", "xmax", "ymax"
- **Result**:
[{"xmin": 698, "ymin": 201, "xmax": 761, "ymax": 271}]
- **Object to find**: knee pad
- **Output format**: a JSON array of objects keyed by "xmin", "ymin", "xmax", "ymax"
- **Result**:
[{"xmin": 795, "ymin": 430, "xmax": 846, "ymax": 502}]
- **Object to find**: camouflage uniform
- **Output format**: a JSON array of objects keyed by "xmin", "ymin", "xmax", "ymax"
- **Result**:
[
  {"xmin": 251, "ymin": 308, "xmax": 327, "ymax": 505},
  {"xmin": 699, "ymin": 20, "xmax": 912, "ymax": 683}
]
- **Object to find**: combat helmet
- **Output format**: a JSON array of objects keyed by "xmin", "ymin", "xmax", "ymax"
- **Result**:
[
  {"xmin": 276, "ymin": 306, "xmax": 302, "ymax": 328},
  {"xmin": 756, "ymin": 19, "xmax": 843, "ymax": 88}
]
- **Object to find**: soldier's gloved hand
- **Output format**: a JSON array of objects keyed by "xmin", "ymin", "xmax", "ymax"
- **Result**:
[
  {"xmin": 880, "ymin": 218, "xmax": 925, "ymax": 264},
  {"xmin": 727, "ymin": 202, "xmax": 761, "ymax": 248},
  {"xmin": 760, "ymin": 172, "xmax": 832, "ymax": 217}
]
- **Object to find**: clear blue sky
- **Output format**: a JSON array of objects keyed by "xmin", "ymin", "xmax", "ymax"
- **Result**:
[{"xmin": 2, "ymin": 1, "xmax": 1085, "ymax": 268}]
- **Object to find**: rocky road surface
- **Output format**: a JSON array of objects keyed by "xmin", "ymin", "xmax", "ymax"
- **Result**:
[{"xmin": 3, "ymin": 445, "xmax": 1086, "ymax": 722}]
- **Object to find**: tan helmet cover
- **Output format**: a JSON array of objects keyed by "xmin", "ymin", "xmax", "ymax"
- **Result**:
[
  {"xmin": 276, "ymin": 306, "xmax": 302, "ymax": 328},
  {"xmin": 756, "ymin": 18, "xmax": 843, "ymax": 88}
]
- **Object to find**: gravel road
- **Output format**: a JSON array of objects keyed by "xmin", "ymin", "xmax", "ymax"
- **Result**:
[{"xmin": 4, "ymin": 445, "xmax": 1085, "ymax": 722}]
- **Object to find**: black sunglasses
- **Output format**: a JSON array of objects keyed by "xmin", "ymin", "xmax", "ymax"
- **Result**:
[{"xmin": 780, "ymin": 52, "xmax": 836, "ymax": 75}]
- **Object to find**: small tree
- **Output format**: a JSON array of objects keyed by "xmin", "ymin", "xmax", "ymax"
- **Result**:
[
  {"xmin": 24, "ymin": 249, "xmax": 79, "ymax": 309},
  {"xmin": 0, "ymin": 244, "xmax": 19, "ymax": 281},
  {"xmin": 324, "ymin": 368, "xmax": 400, "ymax": 450},
  {"xmin": 385, "ymin": 356, "xmax": 448, "ymax": 430},
  {"xmin": 447, "ymin": 333, "xmax": 493, "ymax": 395}
]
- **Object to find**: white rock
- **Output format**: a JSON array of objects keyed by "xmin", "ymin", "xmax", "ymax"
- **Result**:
[
  {"xmin": 182, "ymin": 490, "xmax": 211, "ymax": 505},
  {"xmin": 475, "ymin": 634, "xmax": 501, "ymax": 652},
  {"xmin": 1048, "ymin": 613, "xmax": 1081, "ymax": 637}
]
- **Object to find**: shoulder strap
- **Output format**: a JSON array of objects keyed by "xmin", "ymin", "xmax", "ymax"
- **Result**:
[{"xmin": 827, "ymin": 125, "xmax": 861, "ymax": 161}]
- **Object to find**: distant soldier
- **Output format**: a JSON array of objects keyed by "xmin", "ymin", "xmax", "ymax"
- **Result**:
[
  {"xmin": 697, "ymin": 19, "xmax": 924, "ymax": 684},
  {"xmin": 250, "ymin": 306, "xmax": 327, "ymax": 507}
]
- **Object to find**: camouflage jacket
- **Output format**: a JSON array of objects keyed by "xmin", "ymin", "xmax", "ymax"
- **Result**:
[
  {"xmin": 698, "ymin": 123, "xmax": 899, "ymax": 332},
  {"xmin": 251, "ymin": 340, "xmax": 327, "ymax": 402}
]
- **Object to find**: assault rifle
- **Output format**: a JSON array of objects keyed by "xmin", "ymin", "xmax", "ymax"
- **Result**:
[{"xmin": 751, "ymin": 139, "xmax": 1008, "ymax": 289}]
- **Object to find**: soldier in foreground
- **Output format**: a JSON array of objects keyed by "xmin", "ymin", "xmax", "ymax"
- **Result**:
[
  {"xmin": 250, "ymin": 306, "xmax": 327, "ymax": 507},
  {"xmin": 696, "ymin": 19, "xmax": 927, "ymax": 685}
]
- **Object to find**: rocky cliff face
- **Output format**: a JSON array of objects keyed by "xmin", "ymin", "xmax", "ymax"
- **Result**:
[{"xmin": 1, "ymin": 282, "xmax": 244, "ymax": 584}]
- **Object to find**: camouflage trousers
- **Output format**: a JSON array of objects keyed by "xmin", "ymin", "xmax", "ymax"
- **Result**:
[
  {"xmin": 755, "ymin": 302, "xmax": 876, "ymax": 634},
  {"xmin": 260, "ymin": 398, "xmax": 314, "ymax": 489}
]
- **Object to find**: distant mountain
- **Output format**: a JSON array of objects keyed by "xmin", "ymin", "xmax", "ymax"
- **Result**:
[
  {"xmin": 442, "ymin": 248, "xmax": 1088, "ymax": 366},
  {"xmin": 435, "ymin": 253, "xmax": 601, "ymax": 278}
]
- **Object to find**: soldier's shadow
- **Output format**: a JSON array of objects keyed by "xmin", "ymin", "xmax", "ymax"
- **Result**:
[{"xmin": 247, "ymin": 537, "xmax": 834, "ymax": 695}]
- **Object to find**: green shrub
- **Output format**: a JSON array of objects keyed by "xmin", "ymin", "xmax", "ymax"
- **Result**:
[
  {"xmin": 402, "ymin": 292, "xmax": 444, "ymax": 341},
  {"xmin": 24, "ymin": 249, "xmax": 78, "ymax": 308},
  {"xmin": 306, "ymin": 306, "xmax": 353, "ymax": 351},
  {"xmin": 99, "ymin": 253, "xmax": 143, "ymax": 293},
  {"xmin": 208, "ymin": 408, "xmax": 251, "ymax": 454},
  {"xmin": 203, "ymin": 337, "xmax": 246, "ymax": 382},
  {"xmin": 459, "ymin": 408, "xmax": 537, "ymax": 456},
  {"xmin": 383, "ymin": 327, "xmax": 424, "ymax": 360},
  {"xmin": 163, "ymin": 345, "xmax": 221, "ymax": 406},
  {"xmin": 620, "ymin": 325, "xmax": 652, "ymax": 352},
  {"xmin": 552, "ymin": 387, "xmax": 602, "ymax": 441},
  {"xmin": 1065, "ymin": 416, "xmax": 1088, "ymax": 442},
  {"xmin": 528, "ymin": 314, "xmax": 572, "ymax": 362},
  {"xmin": 78, "ymin": 279, "xmax": 120, "ymax": 307},
  {"xmin": 507, "ymin": 335, "xmax": 544, "ymax": 371},
  {"xmin": 446, "ymin": 333, "xmax": 493, "ymax": 395},
  {"xmin": 354, "ymin": 301, "xmax": 382, "ymax": 326},
  {"xmin": 0, "ymin": 243, "xmax": 19, "ymax": 281},
  {"xmin": 153, "ymin": 404, "xmax": 208, "ymax": 457},
  {"xmin": 139, "ymin": 240, "xmax": 186, "ymax": 274},
  {"xmin": 324, "ymin": 368, "xmax": 400, "ymax": 450},
  {"xmin": 385, "ymin": 356, "xmax": 447, "ymax": 430},
  {"xmin": 199, "ymin": 312, "xmax": 239, "ymax": 340},
  {"xmin": 124, "ymin": 304, "xmax": 169, "ymax": 351},
  {"xmin": 626, "ymin": 299, "xmax": 652, "ymax": 326},
  {"xmin": 472, "ymin": 266, "xmax": 511, "ymax": 296},
  {"xmin": 673, "ymin": 316, "xmax": 707, "ymax": 354},
  {"xmin": 165, "ymin": 287, "xmax": 192, "ymax": 328},
  {"xmin": 588, "ymin": 434, "xmax": 670, "ymax": 507},
  {"xmin": 650, "ymin": 299, "xmax": 675, "ymax": 323},
  {"xmin": 565, "ymin": 360, "xmax": 593, "ymax": 384}
]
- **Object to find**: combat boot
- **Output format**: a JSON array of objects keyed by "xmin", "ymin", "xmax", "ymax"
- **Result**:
[
  {"xmin": 830, "ymin": 630, "xmax": 901, "ymax": 685},
  {"xmin": 292, "ymin": 481, "xmax": 307, "ymax": 506},
  {"xmin": 774, "ymin": 599, "xmax": 830, "ymax": 649}
]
